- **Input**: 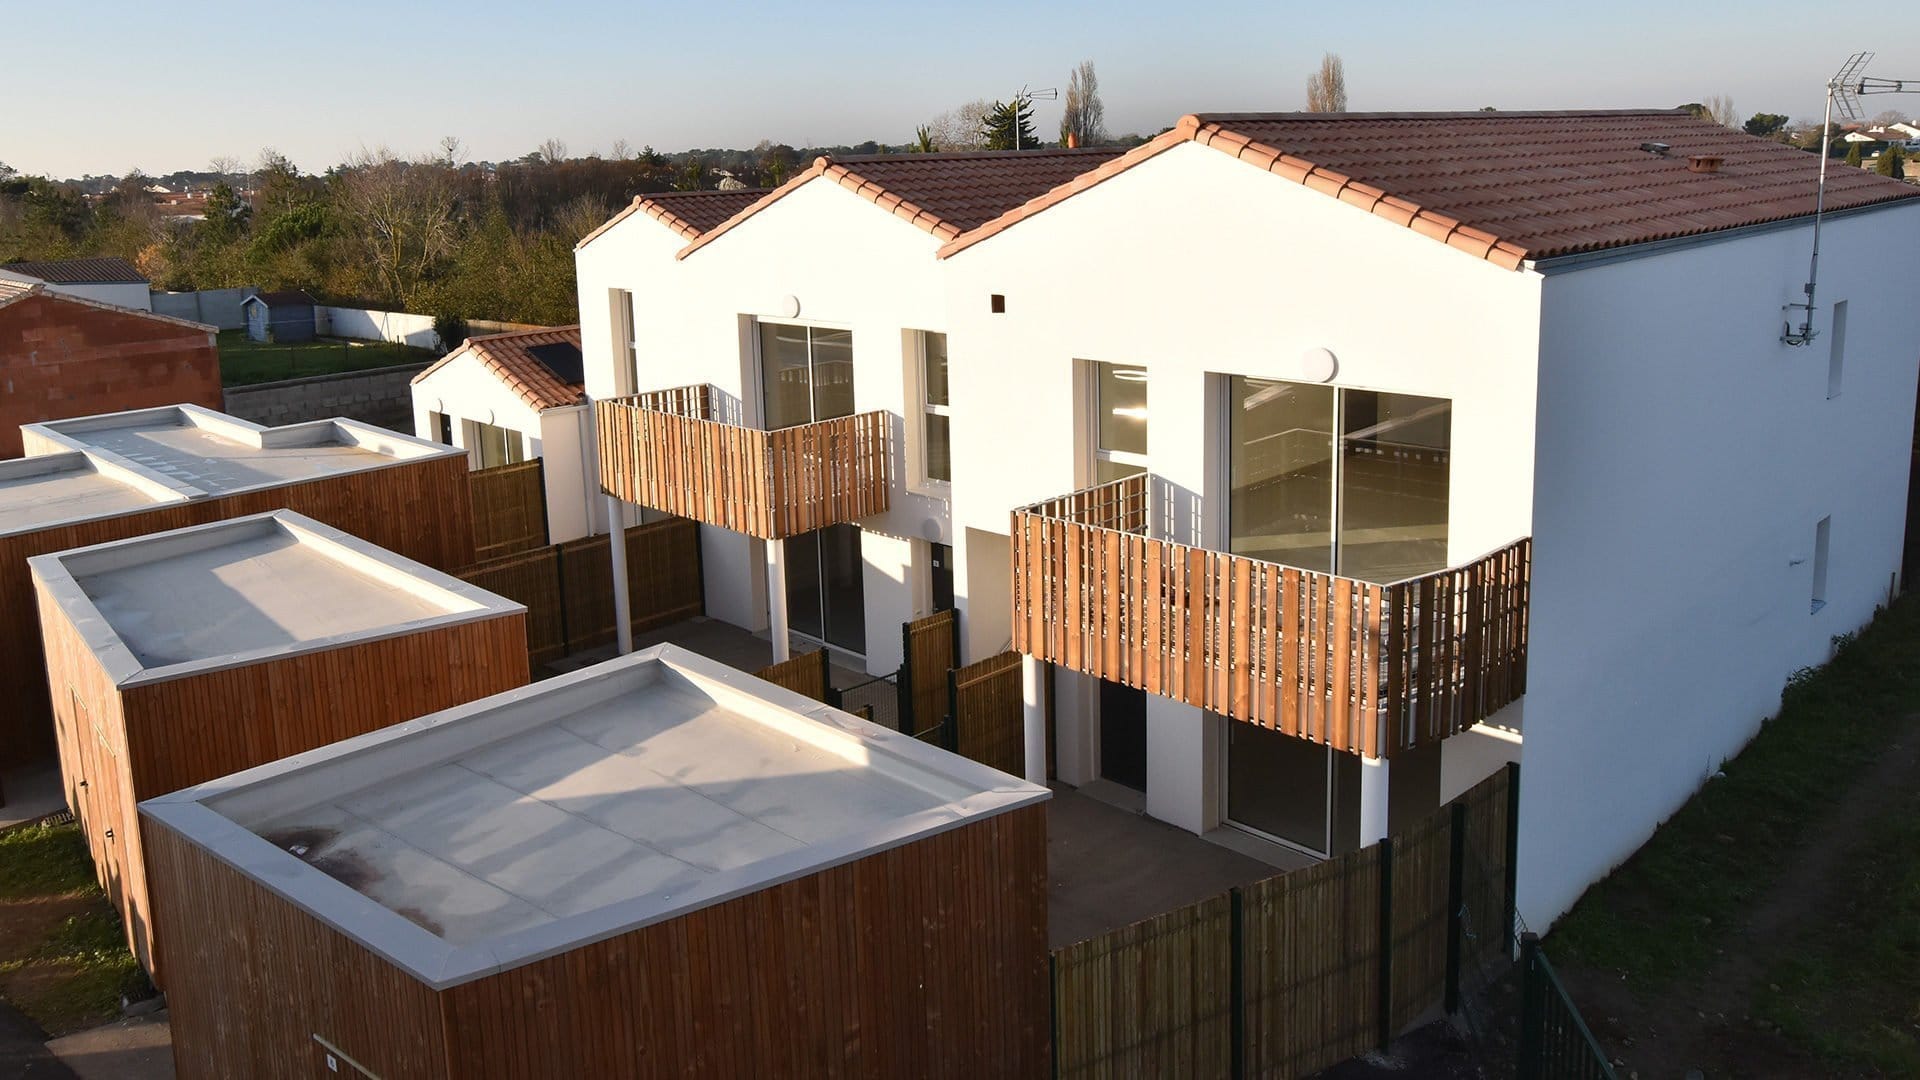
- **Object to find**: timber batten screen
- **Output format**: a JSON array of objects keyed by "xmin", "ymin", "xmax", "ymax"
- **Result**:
[
  {"xmin": 1010, "ymin": 474, "xmax": 1529, "ymax": 757},
  {"xmin": 597, "ymin": 384, "xmax": 890, "ymax": 540}
]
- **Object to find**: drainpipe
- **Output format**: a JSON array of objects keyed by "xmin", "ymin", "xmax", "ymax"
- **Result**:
[
  {"xmin": 1021, "ymin": 655, "xmax": 1047, "ymax": 785},
  {"xmin": 766, "ymin": 538, "xmax": 790, "ymax": 662},
  {"xmin": 1359, "ymin": 755, "xmax": 1391, "ymax": 845},
  {"xmin": 607, "ymin": 493, "xmax": 632, "ymax": 655}
]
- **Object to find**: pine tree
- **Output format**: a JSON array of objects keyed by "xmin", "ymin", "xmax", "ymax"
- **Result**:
[
  {"xmin": 1845, "ymin": 141, "xmax": 1863, "ymax": 168},
  {"xmin": 983, "ymin": 96, "xmax": 1039, "ymax": 150},
  {"xmin": 1876, "ymin": 145, "xmax": 1905, "ymax": 179}
]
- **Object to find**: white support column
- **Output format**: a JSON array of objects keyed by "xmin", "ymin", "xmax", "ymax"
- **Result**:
[
  {"xmin": 1021, "ymin": 655, "xmax": 1048, "ymax": 785},
  {"xmin": 605, "ymin": 494, "xmax": 633, "ymax": 655},
  {"xmin": 1359, "ymin": 754, "xmax": 1391, "ymax": 846},
  {"xmin": 766, "ymin": 538, "xmax": 790, "ymax": 663}
]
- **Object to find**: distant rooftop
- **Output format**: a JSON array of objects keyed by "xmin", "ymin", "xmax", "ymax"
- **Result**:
[
  {"xmin": 142, "ymin": 646, "xmax": 1048, "ymax": 987},
  {"xmin": 412, "ymin": 326, "xmax": 584, "ymax": 411},
  {"xmin": 1, "ymin": 256, "xmax": 148, "ymax": 284},
  {"xmin": 29, "ymin": 510, "xmax": 519, "ymax": 686}
]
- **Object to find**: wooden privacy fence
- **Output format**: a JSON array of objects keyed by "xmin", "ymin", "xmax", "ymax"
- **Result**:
[
  {"xmin": 1051, "ymin": 765, "xmax": 1518, "ymax": 1079},
  {"xmin": 947, "ymin": 652, "xmax": 1026, "ymax": 775},
  {"xmin": 1012, "ymin": 474, "xmax": 1530, "ymax": 758},
  {"xmin": 755, "ymin": 649, "xmax": 835, "ymax": 705},
  {"xmin": 596, "ymin": 385, "xmax": 890, "ymax": 540},
  {"xmin": 468, "ymin": 459, "xmax": 548, "ymax": 560},
  {"xmin": 899, "ymin": 609, "xmax": 959, "ymax": 740},
  {"xmin": 453, "ymin": 517, "xmax": 703, "ymax": 667}
]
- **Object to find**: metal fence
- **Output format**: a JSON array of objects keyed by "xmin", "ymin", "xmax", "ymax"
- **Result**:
[{"xmin": 1517, "ymin": 934, "xmax": 1617, "ymax": 1080}]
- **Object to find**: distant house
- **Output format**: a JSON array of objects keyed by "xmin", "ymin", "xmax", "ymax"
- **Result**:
[
  {"xmin": 411, "ymin": 325, "xmax": 595, "ymax": 541},
  {"xmin": 0, "ymin": 283, "xmax": 220, "ymax": 457},
  {"xmin": 1891, "ymin": 121, "xmax": 1920, "ymax": 140},
  {"xmin": 238, "ymin": 290, "xmax": 317, "ymax": 342},
  {"xmin": 0, "ymin": 256, "xmax": 151, "ymax": 311}
]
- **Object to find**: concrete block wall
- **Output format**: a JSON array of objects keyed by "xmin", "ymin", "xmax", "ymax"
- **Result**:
[
  {"xmin": 151, "ymin": 288, "xmax": 256, "ymax": 330},
  {"xmin": 0, "ymin": 294, "xmax": 223, "ymax": 458},
  {"xmin": 221, "ymin": 362, "xmax": 429, "ymax": 431}
]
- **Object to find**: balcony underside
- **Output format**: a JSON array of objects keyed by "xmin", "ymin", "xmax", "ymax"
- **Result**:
[
  {"xmin": 1011, "ymin": 474, "xmax": 1529, "ymax": 758},
  {"xmin": 597, "ymin": 386, "xmax": 889, "ymax": 541}
]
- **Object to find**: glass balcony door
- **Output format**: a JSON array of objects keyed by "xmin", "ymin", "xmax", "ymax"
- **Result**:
[{"xmin": 760, "ymin": 322, "xmax": 855, "ymax": 428}]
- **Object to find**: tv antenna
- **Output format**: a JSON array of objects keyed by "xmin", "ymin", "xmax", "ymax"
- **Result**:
[{"xmin": 1784, "ymin": 52, "xmax": 1917, "ymax": 344}]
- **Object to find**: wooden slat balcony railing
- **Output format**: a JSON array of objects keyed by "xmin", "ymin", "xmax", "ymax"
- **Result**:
[
  {"xmin": 597, "ymin": 384, "xmax": 890, "ymax": 541},
  {"xmin": 1011, "ymin": 473, "xmax": 1529, "ymax": 758}
]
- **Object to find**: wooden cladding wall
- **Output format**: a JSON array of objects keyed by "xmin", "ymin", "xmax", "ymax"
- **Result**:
[
  {"xmin": 949, "ymin": 651, "xmax": 1025, "ymax": 776},
  {"xmin": 468, "ymin": 459, "xmax": 548, "ymax": 560},
  {"xmin": 0, "ymin": 453, "xmax": 476, "ymax": 765},
  {"xmin": 1011, "ymin": 475, "xmax": 1529, "ymax": 758},
  {"xmin": 754, "ymin": 648, "xmax": 832, "ymax": 703},
  {"xmin": 154, "ymin": 803, "xmax": 1049, "ymax": 1079},
  {"xmin": 597, "ymin": 386, "xmax": 890, "ymax": 540},
  {"xmin": 38, "ymin": 587, "xmax": 528, "ymax": 980},
  {"xmin": 453, "ymin": 517, "xmax": 704, "ymax": 668}
]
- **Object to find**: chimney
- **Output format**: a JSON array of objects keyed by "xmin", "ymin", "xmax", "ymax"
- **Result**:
[
  {"xmin": 1066, "ymin": 131, "xmax": 1080, "ymax": 149},
  {"xmin": 1687, "ymin": 154, "xmax": 1724, "ymax": 174}
]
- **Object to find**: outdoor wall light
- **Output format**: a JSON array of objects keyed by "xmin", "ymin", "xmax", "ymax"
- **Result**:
[
  {"xmin": 1298, "ymin": 347, "xmax": 1338, "ymax": 383},
  {"xmin": 778, "ymin": 295, "xmax": 801, "ymax": 318}
]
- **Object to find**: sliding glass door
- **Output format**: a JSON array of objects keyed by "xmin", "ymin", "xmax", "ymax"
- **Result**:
[
  {"xmin": 784, "ymin": 523, "xmax": 866, "ymax": 654},
  {"xmin": 760, "ymin": 322, "xmax": 854, "ymax": 428}
]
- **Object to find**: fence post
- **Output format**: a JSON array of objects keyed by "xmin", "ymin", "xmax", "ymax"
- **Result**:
[
  {"xmin": 1377, "ymin": 835, "xmax": 1395, "ymax": 1050},
  {"xmin": 534, "ymin": 458, "xmax": 552, "ymax": 548},
  {"xmin": 1516, "ymin": 931, "xmax": 1542, "ymax": 1080},
  {"xmin": 1504, "ymin": 761, "xmax": 1522, "ymax": 954},
  {"xmin": 820, "ymin": 649, "xmax": 842, "ymax": 709},
  {"xmin": 944, "ymin": 667, "xmax": 960, "ymax": 753},
  {"xmin": 1230, "ymin": 887, "xmax": 1245, "ymax": 1080},
  {"xmin": 1445, "ymin": 799, "xmax": 1467, "ymax": 1013},
  {"xmin": 553, "ymin": 543, "xmax": 573, "ymax": 655},
  {"xmin": 1048, "ymin": 950, "xmax": 1061, "ymax": 1080},
  {"xmin": 898, "ymin": 620, "xmax": 914, "ymax": 734}
]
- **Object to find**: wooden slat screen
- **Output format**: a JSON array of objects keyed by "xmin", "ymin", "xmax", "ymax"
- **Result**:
[
  {"xmin": 900, "ymin": 608, "xmax": 958, "ymax": 737},
  {"xmin": 1010, "ymin": 475, "xmax": 1529, "ymax": 758},
  {"xmin": 467, "ymin": 459, "xmax": 548, "ymax": 561},
  {"xmin": 1387, "ymin": 803, "xmax": 1452, "ymax": 1034},
  {"xmin": 755, "ymin": 648, "xmax": 831, "ymax": 703},
  {"xmin": 950, "ymin": 650, "xmax": 1024, "ymax": 776},
  {"xmin": 1052, "ymin": 892, "xmax": 1234, "ymax": 1079},
  {"xmin": 1239, "ymin": 846, "xmax": 1383, "ymax": 1077},
  {"xmin": 597, "ymin": 385, "xmax": 890, "ymax": 540}
]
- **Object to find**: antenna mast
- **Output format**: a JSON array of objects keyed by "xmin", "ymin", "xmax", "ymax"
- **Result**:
[{"xmin": 1783, "ymin": 52, "xmax": 1870, "ymax": 346}]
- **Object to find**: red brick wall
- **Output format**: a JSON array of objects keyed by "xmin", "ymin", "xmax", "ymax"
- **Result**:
[{"xmin": 0, "ymin": 294, "xmax": 222, "ymax": 458}]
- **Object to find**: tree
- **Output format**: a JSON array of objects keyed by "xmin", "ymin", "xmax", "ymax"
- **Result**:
[
  {"xmin": 1845, "ymin": 141, "xmax": 1863, "ymax": 168},
  {"xmin": 1305, "ymin": 53, "xmax": 1346, "ymax": 113},
  {"xmin": 1876, "ymin": 145, "xmax": 1905, "ymax": 179},
  {"xmin": 1060, "ymin": 60, "xmax": 1107, "ymax": 147},
  {"xmin": 983, "ymin": 95, "xmax": 1039, "ymax": 150},
  {"xmin": 1871, "ymin": 108, "xmax": 1910, "ymax": 127},
  {"xmin": 925, "ymin": 100, "xmax": 993, "ymax": 152},
  {"xmin": 439, "ymin": 136, "xmax": 463, "ymax": 166},
  {"xmin": 331, "ymin": 150, "xmax": 461, "ymax": 307},
  {"xmin": 537, "ymin": 138, "xmax": 568, "ymax": 165},
  {"xmin": 674, "ymin": 157, "xmax": 707, "ymax": 191},
  {"xmin": 433, "ymin": 313, "xmax": 470, "ymax": 353},
  {"xmin": 913, "ymin": 126, "xmax": 937, "ymax": 153},
  {"xmin": 1744, "ymin": 113, "xmax": 1789, "ymax": 138}
]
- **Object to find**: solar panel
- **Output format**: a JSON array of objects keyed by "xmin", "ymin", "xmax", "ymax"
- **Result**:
[{"xmin": 526, "ymin": 342, "xmax": 585, "ymax": 386}]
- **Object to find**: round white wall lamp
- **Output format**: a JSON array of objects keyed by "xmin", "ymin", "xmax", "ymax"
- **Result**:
[
  {"xmin": 778, "ymin": 295, "xmax": 801, "ymax": 319},
  {"xmin": 1299, "ymin": 347, "xmax": 1338, "ymax": 383}
]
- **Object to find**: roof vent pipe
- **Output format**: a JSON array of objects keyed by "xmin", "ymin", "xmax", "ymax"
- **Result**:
[{"xmin": 1687, "ymin": 155, "xmax": 1724, "ymax": 173}]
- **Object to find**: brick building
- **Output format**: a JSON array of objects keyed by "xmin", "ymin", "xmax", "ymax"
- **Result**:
[{"xmin": 0, "ymin": 282, "xmax": 222, "ymax": 458}]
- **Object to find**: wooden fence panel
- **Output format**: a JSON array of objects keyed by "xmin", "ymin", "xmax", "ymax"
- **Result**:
[
  {"xmin": 949, "ymin": 651, "xmax": 1024, "ymax": 776},
  {"xmin": 468, "ymin": 459, "xmax": 548, "ymax": 561},
  {"xmin": 1240, "ymin": 846, "xmax": 1382, "ymax": 1078},
  {"xmin": 1389, "ymin": 805, "xmax": 1452, "ymax": 1034},
  {"xmin": 755, "ymin": 649, "xmax": 831, "ymax": 703},
  {"xmin": 453, "ymin": 547, "xmax": 567, "ymax": 664},
  {"xmin": 625, "ymin": 518, "xmax": 705, "ymax": 635},
  {"xmin": 1456, "ymin": 766, "xmax": 1515, "ymax": 969},
  {"xmin": 1052, "ymin": 893, "xmax": 1233, "ymax": 1080},
  {"xmin": 900, "ymin": 609, "xmax": 958, "ymax": 739}
]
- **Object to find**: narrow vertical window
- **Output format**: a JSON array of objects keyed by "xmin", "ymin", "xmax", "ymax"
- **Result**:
[
  {"xmin": 1091, "ymin": 361, "xmax": 1149, "ymax": 483},
  {"xmin": 920, "ymin": 332, "xmax": 950, "ymax": 484},
  {"xmin": 1827, "ymin": 300, "xmax": 1847, "ymax": 400},
  {"xmin": 611, "ymin": 288, "xmax": 638, "ymax": 394},
  {"xmin": 1812, "ymin": 516, "xmax": 1831, "ymax": 612}
]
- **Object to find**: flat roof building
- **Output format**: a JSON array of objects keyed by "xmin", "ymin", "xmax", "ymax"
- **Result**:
[
  {"xmin": 0, "ymin": 405, "xmax": 477, "ymax": 764},
  {"xmin": 31, "ymin": 510, "xmax": 529, "ymax": 977},
  {"xmin": 145, "ymin": 645, "xmax": 1050, "ymax": 1078}
]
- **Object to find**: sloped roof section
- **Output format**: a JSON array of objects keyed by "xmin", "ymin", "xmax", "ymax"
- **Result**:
[
  {"xmin": 0, "ymin": 279, "xmax": 36, "ymax": 302},
  {"xmin": 413, "ymin": 326, "xmax": 584, "ymax": 411},
  {"xmin": 2, "ymin": 256, "xmax": 149, "ymax": 284},
  {"xmin": 679, "ymin": 147, "xmax": 1126, "ymax": 259},
  {"xmin": 243, "ymin": 290, "xmax": 316, "ymax": 308},
  {"xmin": 941, "ymin": 111, "xmax": 1920, "ymax": 268},
  {"xmin": 576, "ymin": 189, "xmax": 771, "ymax": 250},
  {"xmin": 0, "ymin": 282, "xmax": 215, "ymax": 332}
]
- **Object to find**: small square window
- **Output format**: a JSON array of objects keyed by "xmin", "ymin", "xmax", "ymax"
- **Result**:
[
  {"xmin": 1811, "ymin": 516, "xmax": 1831, "ymax": 613},
  {"xmin": 989, "ymin": 294, "xmax": 1006, "ymax": 314}
]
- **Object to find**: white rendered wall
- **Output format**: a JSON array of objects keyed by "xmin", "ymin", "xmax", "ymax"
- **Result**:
[
  {"xmin": 1520, "ymin": 204, "xmax": 1920, "ymax": 930},
  {"xmin": 3, "ymin": 276, "xmax": 154, "ymax": 312},
  {"xmin": 537, "ymin": 406, "xmax": 592, "ymax": 543},
  {"xmin": 940, "ymin": 142, "xmax": 1545, "ymax": 826}
]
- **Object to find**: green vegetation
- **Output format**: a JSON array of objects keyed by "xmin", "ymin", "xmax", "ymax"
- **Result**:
[
  {"xmin": 1552, "ymin": 595, "xmax": 1920, "ymax": 1070},
  {"xmin": 218, "ymin": 330, "xmax": 436, "ymax": 387},
  {"xmin": 0, "ymin": 821, "xmax": 142, "ymax": 1035}
]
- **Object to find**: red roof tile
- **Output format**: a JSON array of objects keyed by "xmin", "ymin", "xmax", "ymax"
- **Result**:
[
  {"xmin": 413, "ymin": 326, "xmax": 583, "ymax": 411},
  {"xmin": 678, "ymin": 148, "xmax": 1126, "ymax": 259},
  {"xmin": 576, "ymin": 189, "xmax": 770, "ymax": 250},
  {"xmin": 940, "ymin": 111, "xmax": 1920, "ymax": 267}
]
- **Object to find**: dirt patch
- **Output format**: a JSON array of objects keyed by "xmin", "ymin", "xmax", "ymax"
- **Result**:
[{"xmin": 0, "ymin": 892, "xmax": 123, "ymax": 1037}]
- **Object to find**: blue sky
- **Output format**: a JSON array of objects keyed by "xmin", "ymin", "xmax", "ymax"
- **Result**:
[{"xmin": 7, "ymin": 0, "xmax": 1913, "ymax": 177}]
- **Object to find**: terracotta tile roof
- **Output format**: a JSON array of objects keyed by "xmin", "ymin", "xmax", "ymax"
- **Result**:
[
  {"xmin": 412, "ymin": 326, "xmax": 584, "ymax": 412},
  {"xmin": 678, "ymin": 147, "xmax": 1126, "ymax": 259},
  {"xmin": 0, "ymin": 279, "xmax": 35, "ymax": 302},
  {"xmin": 575, "ymin": 189, "xmax": 771, "ymax": 250},
  {"xmin": 1, "ymin": 256, "xmax": 148, "ymax": 284},
  {"xmin": 940, "ymin": 111, "xmax": 1920, "ymax": 268}
]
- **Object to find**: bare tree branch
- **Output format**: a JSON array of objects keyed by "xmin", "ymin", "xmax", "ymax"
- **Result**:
[{"xmin": 1305, "ymin": 53, "xmax": 1348, "ymax": 113}]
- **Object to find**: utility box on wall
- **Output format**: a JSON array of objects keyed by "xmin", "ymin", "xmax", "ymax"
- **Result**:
[
  {"xmin": 32, "ymin": 510, "xmax": 529, "ymax": 979},
  {"xmin": 144, "ymin": 646, "xmax": 1052, "ymax": 1079}
]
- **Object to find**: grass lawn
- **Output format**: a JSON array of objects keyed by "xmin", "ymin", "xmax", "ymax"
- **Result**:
[
  {"xmin": 218, "ymin": 329, "xmax": 437, "ymax": 387},
  {"xmin": 0, "ymin": 820, "xmax": 143, "ymax": 1036},
  {"xmin": 1550, "ymin": 593, "xmax": 1920, "ymax": 1075}
]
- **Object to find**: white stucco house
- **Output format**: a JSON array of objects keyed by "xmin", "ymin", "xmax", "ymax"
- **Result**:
[
  {"xmin": 577, "ymin": 110, "xmax": 1920, "ymax": 934},
  {"xmin": 410, "ymin": 325, "xmax": 598, "ymax": 543},
  {"xmin": 0, "ymin": 256, "xmax": 151, "ymax": 311}
]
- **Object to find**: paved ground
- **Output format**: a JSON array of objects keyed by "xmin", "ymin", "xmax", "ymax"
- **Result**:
[
  {"xmin": 1045, "ymin": 784, "xmax": 1300, "ymax": 947},
  {"xmin": 0, "ymin": 763, "xmax": 64, "ymax": 830},
  {"xmin": 0, "ymin": 999, "xmax": 76, "ymax": 1079},
  {"xmin": 46, "ymin": 1013, "xmax": 171, "ymax": 1080}
]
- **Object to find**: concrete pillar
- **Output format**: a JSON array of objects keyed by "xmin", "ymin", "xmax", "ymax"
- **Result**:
[
  {"xmin": 1359, "ymin": 754, "xmax": 1391, "ymax": 846},
  {"xmin": 1021, "ymin": 655, "xmax": 1048, "ymax": 785},
  {"xmin": 1145, "ymin": 696, "xmax": 1219, "ymax": 834},
  {"xmin": 606, "ymin": 494, "xmax": 633, "ymax": 655},
  {"xmin": 766, "ymin": 538, "xmax": 790, "ymax": 663}
]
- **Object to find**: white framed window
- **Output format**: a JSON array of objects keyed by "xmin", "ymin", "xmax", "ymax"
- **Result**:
[
  {"xmin": 908, "ymin": 330, "xmax": 951, "ymax": 489},
  {"xmin": 467, "ymin": 420, "xmax": 525, "ymax": 469},
  {"xmin": 755, "ymin": 320, "xmax": 854, "ymax": 428},
  {"xmin": 611, "ymin": 288, "xmax": 639, "ymax": 395},
  {"xmin": 1088, "ymin": 361, "xmax": 1148, "ymax": 484},
  {"xmin": 1812, "ymin": 516, "xmax": 1831, "ymax": 612}
]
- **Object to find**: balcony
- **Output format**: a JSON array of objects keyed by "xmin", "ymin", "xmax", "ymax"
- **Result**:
[
  {"xmin": 597, "ymin": 384, "xmax": 890, "ymax": 540},
  {"xmin": 1010, "ymin": 474, "xmax": 1528, "ymax": 757}
]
